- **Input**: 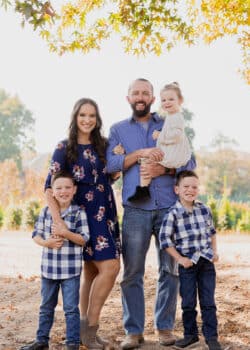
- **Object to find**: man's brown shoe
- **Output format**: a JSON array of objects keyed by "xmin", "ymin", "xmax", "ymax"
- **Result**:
[
  {"xmin": 120, "ymin": 334, "xmax": 144, "ymax": 349},
  {"xmin": 157, "ymin": 329, "xmax": 176, "ymax": 346}
]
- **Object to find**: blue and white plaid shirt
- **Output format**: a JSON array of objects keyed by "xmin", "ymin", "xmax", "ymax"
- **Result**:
[
  {"xmin": 159, "ymin": 200, "xmax": 216, "ymax": 264},
  {"xmin": 32, "ymin": 204, "xmax": 89, "ymax": 279}
]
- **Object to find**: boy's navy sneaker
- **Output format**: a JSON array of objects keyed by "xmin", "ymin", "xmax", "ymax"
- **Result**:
[
  {"xmin": 206, "ymin": 338, "xmax": 222, "ymax": 350},
  {"xmin": 19, "ymin": 341, "xmax": 49, "ymax": 350},
  {"xmin": 174, "ymin": 335, "xmax": 199, "ymax": 348}
]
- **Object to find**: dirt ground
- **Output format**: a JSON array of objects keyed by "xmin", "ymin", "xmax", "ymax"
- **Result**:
[{"xmin": 0, "ymin": 232, "xmax": 249, "ymax": 350}]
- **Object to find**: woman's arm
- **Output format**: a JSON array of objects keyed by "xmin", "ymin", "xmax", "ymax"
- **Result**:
[
  {"xmin": 44, "ymin": 141, "xmax": 68, "ymax": 225},
  {"xmin": 45, "ymin": 188, "xmax": 65, "ymax": 224}
]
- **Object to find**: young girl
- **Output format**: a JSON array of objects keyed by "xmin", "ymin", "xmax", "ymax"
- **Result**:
[
  {"xmin": 154, "ymin": 82, "xmax": 191, "ymax": 168},
  {"xmin": 114, "ymin": 82, "xmax": 192, "ymax": 202},
  {"xmin": 45, "ymin": 98, "xmax": 121, "ymax": 349}
]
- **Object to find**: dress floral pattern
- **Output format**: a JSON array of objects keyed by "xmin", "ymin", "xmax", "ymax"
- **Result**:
[{"xmin": 45, "ymin": 140, "xmax": 121, "ymax": 261}]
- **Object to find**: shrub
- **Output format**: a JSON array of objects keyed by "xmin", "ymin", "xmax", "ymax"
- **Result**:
[
  {"xmin": 236, "ymin": 206, "xmax": 250, "ymax": 232},
  {"xmin": 25, "ymin": 200, "xmax": 41, "ymax": 228},
  {"xmin": 0, "ymin": 206, "xmax": 4, "ymax": 228},
  {"xmin": 218, "ymin": 197, "xmax": 235, "ymax": 230},
  {"xmin": 207, "ymin": 196, "xmax": 219, "ymax": 228},
  {"xmin": 9, "ymin": 207, "xmax": 23, "ymax": 230}
]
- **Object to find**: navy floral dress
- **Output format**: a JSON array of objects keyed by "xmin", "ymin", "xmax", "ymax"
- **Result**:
[{"xmin": 45, "ymin": 140, "xmax": 121, "ymax": 261}]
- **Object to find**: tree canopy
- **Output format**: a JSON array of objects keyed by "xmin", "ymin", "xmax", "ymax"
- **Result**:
[
  {"xmin": 1, "ymin": 0, "xmax": 249, "ymax": 83},
  {"xmin": 0, "ymin": 89, "xmax": 35, "ymax": 169}
]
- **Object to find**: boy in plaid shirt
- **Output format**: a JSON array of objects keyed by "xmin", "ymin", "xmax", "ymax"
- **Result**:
[
  {"xmin": 159, "ymin": 170, "xmax": 222, "ymax": 350},
  {"xmin": 20, "ymin": 171, "xmax": 89, "ymax": 350}
]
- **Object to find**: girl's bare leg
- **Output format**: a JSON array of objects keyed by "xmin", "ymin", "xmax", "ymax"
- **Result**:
[{"xmin": 140, "ymin": 158, "xmax": 152, "ymax": 187}]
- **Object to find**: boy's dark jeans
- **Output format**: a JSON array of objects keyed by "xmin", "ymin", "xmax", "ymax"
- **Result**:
[
  {"xmin": 179, "ymin": 257, "xmax": 218, "ymax": 341},
  {"xmin": 36, "ymin": 275, "xmax": 80, "ymax": 345}
]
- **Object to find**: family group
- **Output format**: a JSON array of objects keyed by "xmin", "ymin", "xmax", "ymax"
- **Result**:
[{"xmin": 20, "ymin": 79, "xmax": 222, "ymax": 350}]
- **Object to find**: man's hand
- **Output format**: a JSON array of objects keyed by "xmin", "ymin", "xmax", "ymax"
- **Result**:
[
  {"xmin": 140, "ymin": 147, "xmax": 164, "ymax": 162},
  {"xmin": 45, "ymin": 237, "xmax": 64, "ymax": 249},
  {"xmin": 178, "ymin": 256, "xmax": 193, "ymax": 268}
]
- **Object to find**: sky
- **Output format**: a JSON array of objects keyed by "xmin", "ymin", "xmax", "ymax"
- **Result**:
[{"xmin": 0, "ymin": 8, "xmax": 249, "ymax": 155}]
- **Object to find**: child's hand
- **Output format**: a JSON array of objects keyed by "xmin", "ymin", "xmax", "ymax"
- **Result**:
[
  {"xmin": 212, "ymin": 252, "xmax": 219, "ymax": 262},
  {"xmin": 113, "ymin": 143, "xmax": 125, "ymax": 155},
  {"xmin": 46, "ymin": 237, "xmax": 64, "ymax": 249},
  {"xmin": 178, "ymin": 256, "xmax": 193, "ymax": 268},
  {"xmin": 52, "ymin": 222, "xmax": 68, "ymax": 238},
  {"xmin": 152, "ymin": 130, "xmax": 161, "ymax": 140}
]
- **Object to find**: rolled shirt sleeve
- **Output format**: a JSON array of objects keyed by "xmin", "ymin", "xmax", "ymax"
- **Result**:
[
  {"xmin": 159, "ymin": 211, "xmax": 176, "ymax": 249},
  {"xmin": 106, "ymin": 125, "xmax": 126, "ymax": 173}
]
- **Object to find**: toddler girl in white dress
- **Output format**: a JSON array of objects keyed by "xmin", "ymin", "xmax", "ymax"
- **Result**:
[{"xmin": 154, "ymin": 82, "xmax": 191, "ymax": 168}]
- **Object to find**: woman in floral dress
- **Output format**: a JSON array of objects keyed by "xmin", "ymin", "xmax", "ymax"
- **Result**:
[{"xmin": 45, "ymin": 98, "xmax": 120, "ymax": 349}]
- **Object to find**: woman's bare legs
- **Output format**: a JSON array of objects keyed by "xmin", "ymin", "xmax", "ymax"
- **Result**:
[
  {"xmin": 80, "ymin": 261, "xmax": 98, "ymax": 317},
  {"xmin": 80, "ymin": 259, "xmax": 120, "ymax": 326}
]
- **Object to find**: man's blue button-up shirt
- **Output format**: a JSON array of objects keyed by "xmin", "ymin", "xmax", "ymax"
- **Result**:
[{"xmin": 106, "ymin": 113, "xmax": 196, "ymax": 210}]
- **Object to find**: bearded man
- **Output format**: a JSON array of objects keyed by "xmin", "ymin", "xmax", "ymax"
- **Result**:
[{"xmin": 106, "ymin": 78, "xmax": 196, "ymax": 349}]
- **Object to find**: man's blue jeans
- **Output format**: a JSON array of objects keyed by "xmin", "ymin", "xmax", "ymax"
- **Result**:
[
  {"xmin": 179, "ymin": 257, "xmax": 218, "ymax": 341},
  {"xmin": 36, "ymin": 275, "xmax": 80, "ymax": 345},
  {"xmin": 121, "ymin": 206, "xmax": 179, "ymax": 335}
]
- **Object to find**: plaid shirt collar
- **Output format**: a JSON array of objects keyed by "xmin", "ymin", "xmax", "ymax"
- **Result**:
[
  {"xmin": 174, "ymin": 200, "xmax": 203, "ymax": 215},
  {"xmin": 60, "ymin": 204, "xmax": 75, "ymax": 218}
]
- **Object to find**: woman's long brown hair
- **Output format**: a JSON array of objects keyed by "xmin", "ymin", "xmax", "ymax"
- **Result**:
[{"xmin": 66, "ymin": 98, "xmax": 107, "ymax": 164}]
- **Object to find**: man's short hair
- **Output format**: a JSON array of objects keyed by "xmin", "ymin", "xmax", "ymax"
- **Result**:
[
  {"xmin": 128, "ymin": 78, "xmax": 154, "ymax": 94},
  {"xmin": 175, "ymin": 170, "xmax": 198, "ymax": 186}
]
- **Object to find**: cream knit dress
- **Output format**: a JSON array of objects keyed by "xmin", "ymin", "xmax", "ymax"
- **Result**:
[{"xmin": 156, "ymin": 112, "xmax": 191, "ymax": 168}]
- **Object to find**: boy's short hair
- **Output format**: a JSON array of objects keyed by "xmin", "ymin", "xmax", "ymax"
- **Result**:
[
  {"xmin": 51, "ymin": 171, "xmax": 76, "ymax": 186},
  {"xmin": 175, "ymin": 170, "xmax": 198, "ymax": 186}
]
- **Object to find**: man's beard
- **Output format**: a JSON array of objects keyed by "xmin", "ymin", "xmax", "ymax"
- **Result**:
[{"xmin": 131, "ymin": 101, "xmax": 152, "ymax": 118}]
